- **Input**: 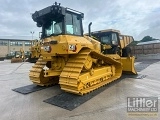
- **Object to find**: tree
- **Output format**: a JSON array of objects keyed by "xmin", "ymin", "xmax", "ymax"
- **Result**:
[
  {"xmin": 141, "ymin": 36, "xmax": 153, "ymax": 42},
  {"xmin": 129, "ymin": 41, "xmax": 139, "ymax": 46}
]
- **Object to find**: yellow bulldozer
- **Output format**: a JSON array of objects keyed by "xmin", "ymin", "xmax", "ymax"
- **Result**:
[
  {"xmin": 11, "ymin": 48, "xmax": 25, "ymax": 63},
  {"xmin": 28, "ymin": 39, "xmax": 41, "ymax": 63},
  {"xmin": 29, "ymin": 2, "xmax": 137, "ymax": 95}
]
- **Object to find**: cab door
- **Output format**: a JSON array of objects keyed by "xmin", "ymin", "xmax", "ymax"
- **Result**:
[{"xmin": 111, "ymin": 33, "xmax": 119, "ymax": 46}]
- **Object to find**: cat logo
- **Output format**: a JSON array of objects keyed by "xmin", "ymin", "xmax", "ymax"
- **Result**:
[{"xmin": 69, "ymin": 44, "xmax": 76, "ymax": 51}]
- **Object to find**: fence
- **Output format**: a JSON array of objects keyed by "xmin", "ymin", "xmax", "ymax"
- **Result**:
[{"xmin": 130, "ymin": 43, "xmax": 160, "ymax": 55}]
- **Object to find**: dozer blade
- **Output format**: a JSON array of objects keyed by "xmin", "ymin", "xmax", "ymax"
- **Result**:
[
  {"xmin": 121, "ymin": 56, "xmax": 137, "ymax": 75},
  {"xmin": 11, "ymin": 58, "xmax": 22, "ymax": 63}
]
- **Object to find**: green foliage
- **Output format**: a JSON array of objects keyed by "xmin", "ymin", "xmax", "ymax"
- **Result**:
[
  {"xmin": 129, "ymin": 41, "xmax": 140, "ymax": 46},
  {"xmin": 141, "ymin": 36, "xmax": 153, "ymax": 42}
]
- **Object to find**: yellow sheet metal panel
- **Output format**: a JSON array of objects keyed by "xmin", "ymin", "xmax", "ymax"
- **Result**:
[
  {"xmin": 120, "ymin": 35, "xmax": 134, "ymax": 49},
  {"xmin": 120, "ymin": 40, "xmax": 124, "ymax": 49},
  {"xmin": 121, "ymin": 57, "xmax": 137, "ymax": 74}
]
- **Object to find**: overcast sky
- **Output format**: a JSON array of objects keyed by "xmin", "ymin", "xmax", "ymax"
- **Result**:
[{"xmin": 0, "ymin": 0, "xmax": 160, "ymax": 40}]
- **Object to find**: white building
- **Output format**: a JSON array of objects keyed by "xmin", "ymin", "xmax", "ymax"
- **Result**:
[
  {"xmin": 0, "ymin": 39, "xmax": 31, "ymax": 57},
  {"xmin": 137, "ymin": 40, "xmax": 160, "ymax": 45}
]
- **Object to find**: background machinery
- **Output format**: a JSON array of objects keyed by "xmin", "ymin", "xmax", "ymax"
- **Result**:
[
  {"xmin": 87, "ymin": 29, "xmax": 137, "ymax": 74},
  {"xmin": 29, "ymin": 2, "xmax": 137, "ymax": 95},
  {"xmin": 11, "ymin": 48, "xmax": 25, "ymax": 63},
  {"xmin": 28, "ymin": 39, "xmax": 41, "ymax": 63}
]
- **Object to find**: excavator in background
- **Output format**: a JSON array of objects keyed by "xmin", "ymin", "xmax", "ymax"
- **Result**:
[
  {"xmin": 29, "ymin": 2, "xmax": 137, "ymax": 95},
  {"xmin": 11, "ymin": 48, "xmax": 25, "ymax": 63},
  {"xmin": 28, "ymin": 40, "xmax": 41, "ymax": 63}
]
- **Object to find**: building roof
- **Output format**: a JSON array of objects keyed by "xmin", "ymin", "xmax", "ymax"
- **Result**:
[
  {"xmin": 137, "ymin": 40, "xmax": 160, "ymax": 45},
  {"xmin": 0, "ymin": 38, "xmax": 31, "ymax": 41}
]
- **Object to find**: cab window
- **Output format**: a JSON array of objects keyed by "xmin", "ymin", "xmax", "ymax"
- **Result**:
[
  {"xmin": 101, "ymin": 36, "xmax": 111, "ymax": 44},
  {"xmin": 66, "ymin": 13, "xmax": 82, "ymax": 36},
  {"xmin": 112, "ymin": 33, "xmax": 118, "ymax": 45}
]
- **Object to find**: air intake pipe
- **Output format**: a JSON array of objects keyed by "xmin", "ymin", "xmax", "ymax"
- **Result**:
[{"xmin": 88, "ymin": 22, "xmax": 92, "ymax": 37}]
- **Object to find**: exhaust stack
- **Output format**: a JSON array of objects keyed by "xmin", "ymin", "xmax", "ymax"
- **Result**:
[{"xmin": 88, "ymin": 22, "xmax": 92, "ymax": 37}]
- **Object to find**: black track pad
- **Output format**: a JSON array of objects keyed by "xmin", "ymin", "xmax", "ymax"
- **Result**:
[
  {"xmin": 43, "ymin": 78, "xmax": 123, "ymax": 111},
  {"xmin": 12, "ymin": 84, "xmax": 49, "ymax": 94}
]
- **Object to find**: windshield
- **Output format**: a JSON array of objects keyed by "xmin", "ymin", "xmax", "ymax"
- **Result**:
[
  {"xmin": 93, "ymin": 33, "xmax": 118, "ymax": 45},
  {"xmin": 101, "ymin": 35, "xmax": 112, "ymax": 44},
  {"xmin": 44, "ymin": 20, "xmax": 62, "ymax": 37},
  {"xmin": 41, "ymin": 12, "xmax": 82, "ymax": 38}
]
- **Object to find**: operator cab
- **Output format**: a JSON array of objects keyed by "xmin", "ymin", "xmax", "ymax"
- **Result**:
[
  {"xmin": 100, "ymin": 32, "xmax": 118, "ymax": 45},
  {"xmin": 32, "ymin": 2, "xmax": 84, "ymax": 39},
  {"xmin": 91, "ymin": 30, "xmax": 121, "ymax": 54}
]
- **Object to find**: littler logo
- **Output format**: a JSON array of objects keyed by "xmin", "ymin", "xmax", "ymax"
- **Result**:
[{"xmin": 127, "ymin": 97, "xmax": 158, "ymax": 112}]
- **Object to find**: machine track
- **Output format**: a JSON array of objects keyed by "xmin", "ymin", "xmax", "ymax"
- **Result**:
[
  {"xmin": 59, "ymin": 49, "xmax": 122, "ymax": 95},
  {"xmin": 29, "ymin": 56, "xmax": 58, "ymax": 86}
]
